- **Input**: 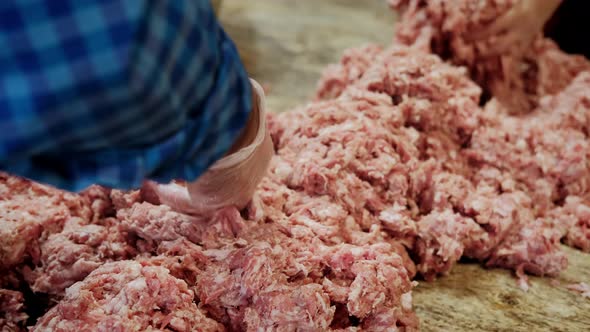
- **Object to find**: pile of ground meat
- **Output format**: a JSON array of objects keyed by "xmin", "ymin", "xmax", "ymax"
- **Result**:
[
  {"xmin": 2, "ymin": 1, "xmax": 590, "ymax": 330},
  {"xmin": 386, "ymin": 0, "xmax": 590, "ymax": 114}
]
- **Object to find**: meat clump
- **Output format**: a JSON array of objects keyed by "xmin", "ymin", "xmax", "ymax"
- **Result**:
[
  {"xmin": 0, "ymin": 289, "xmax": 27, "ymax": 332},
  {"xmin": 32, "ymin": 261, "xmax": 223, "ymax": 332},
  {"xmin": 389, "ymin": 0, "xmax": 590, "ymax": 113}
]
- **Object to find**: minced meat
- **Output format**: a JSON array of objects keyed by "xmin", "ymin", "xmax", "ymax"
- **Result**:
[{"xmin": 2, "ymin": 1, "xmax": 590, "ymax": 330}]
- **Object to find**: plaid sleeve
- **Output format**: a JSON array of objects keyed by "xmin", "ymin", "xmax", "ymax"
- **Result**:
[{"xmin": 0, "ymin": 0, "xmax": 251, "ymax": 191}]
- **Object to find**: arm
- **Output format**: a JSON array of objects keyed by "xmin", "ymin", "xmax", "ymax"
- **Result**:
[
  {"xmin": 0, "ymin": 0, "xmax": 254, "ymax": 192},
  {"xmin": 469, "ymin": 0, "xmax": 562, "ymax": 53},
  {"xmin": 143, "ymin": 79, "xmax": 273, "ymax": 215},
  {"xmin": 186, "ymin": 79, "xmax": 273, "ymax": 213}
]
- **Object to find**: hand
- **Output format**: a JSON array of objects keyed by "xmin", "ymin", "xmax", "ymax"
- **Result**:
[
  {"xmin": 469, "ymin": 0, "xmax": 562, "ymax": 55},
  {"xmin": 147, "ymin": 79, "xmax": 273, "ymax": 215}
]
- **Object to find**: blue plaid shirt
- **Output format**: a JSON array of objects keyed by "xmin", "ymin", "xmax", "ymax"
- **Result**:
[{"xmin": 0, "ymin": 0, "xmax": 252, "ymax": 191}]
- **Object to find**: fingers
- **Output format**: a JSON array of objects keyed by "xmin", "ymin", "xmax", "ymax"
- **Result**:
[
  {"xmin": 468, "ymin": 11, "xmax": 516, "ymax": 41},
  {"xmin": 467, "ymin": 1, "xmax": 525, "ymax": 41},
  {"xmin": 141, "ymin": 180, "xmax": 161, "ymax": 205},
  {"xmin": 480, "ymin": 31, "xmax": 521, "ymax": 57},
  {"xmin": 143, "ymin": 180, "xmax": 210, "ymax": 215}
]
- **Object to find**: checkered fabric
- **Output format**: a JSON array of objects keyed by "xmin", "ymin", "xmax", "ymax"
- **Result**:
[{"xmin": 0, "ymin": 0, "xmax": 251, "ymax": 191}]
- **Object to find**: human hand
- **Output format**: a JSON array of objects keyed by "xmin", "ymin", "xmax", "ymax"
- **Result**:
[
  {"xmin": 147, "ymin": 79, "xmax": 272, "ymax": 215},
  {"xmin": 469, "ymin": 0, "xmax": 562, "ymax": 55}
]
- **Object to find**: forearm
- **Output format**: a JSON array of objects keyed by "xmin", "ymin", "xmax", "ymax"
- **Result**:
[
  {"xmin": 0, "ymin": 0, "xmax": 252, "ymax": 191},
  {"xmin": 144, "ymin": 79, "xmax": 273, "ymax": 215},
  {"xmin": 535, "ymin": 0, "xmax": 563, "ymax": 24}
]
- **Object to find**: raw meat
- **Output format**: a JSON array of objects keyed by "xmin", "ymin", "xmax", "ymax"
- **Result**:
[
  {"xmin": 0, "ymin": 289, "xmax": 27, "ymax": 332},
  {"xmin": 32, "ymin": 261, "xmax": 223, "ymax": 332},
  {"xmin": 313, "ymin": 42, "xmax": 583, "ymax": 281},
  {"xmin": 2, "ymin": 1, "xmax": 590, "ymax": 330},
  {"xmin": 22, "ymin": 215, "xmax": 136, "ymax": 294},
  {"xmin": 390, "ymin": 0, "xmax": 590, "ymax": 113},
  {"xmin": 0, "ymin": 173, "xmax": 92, "ymax": 270},
  {"xmin": 0, "ymin": 175, "xmax": 141, "ymax": 297},
  {"xmin": 486, "ymin": 216, "xmax": 568, "ymax": 277},
  {"xmin": 316, "ymin": 44, "xmax": 384, "ymax": 100},
  {"xmin": 561, "ymin": 196, "xmax": 590, "ymax": 252}
]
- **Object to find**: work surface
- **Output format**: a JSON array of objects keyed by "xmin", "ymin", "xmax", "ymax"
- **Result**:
[{"xmin": 219, "ymin": 1, "xmax": 590, "ymax": 331}]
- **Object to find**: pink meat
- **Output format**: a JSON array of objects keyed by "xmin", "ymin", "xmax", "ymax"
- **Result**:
[
  {"xmin": 414, "ymin": 210, "xmax": 483, "ymax": 280},
  {"xmin": 23, "ymin": 216, "xmax": 136, "ymax": 295},
  {"xmin": 316, "ymin": 44, "xmax": 384, "ymax": 100},
  {"xmin": 194, "ymin": 240, "xmax": 337, "ymax": 330},
  {"xmin": 0, "ymin": 173, "xmax": 92, "ymax": 270},
  {"xmin": 243, "ymin": 284, "xmax": 334, "ymax": 331},
  {"xmin": 562, "ymin": 197, "xmax": 590, "ymax": 252},
  {"xmin": 390, "ymin": 0, "xmax": 590, "ymax": 114},
  {"xmin": 78, "ymin": 185, "xmax": 114, "ymax": 221},
  {"xmin": 487, "ymin": 216, "xmax": 568, "ymax": 277},
  {"xmin": 145, "ymin": 238, "xmax": 210, "ymax": 286},
  {"xmin": 196, "ymin": 243, "xmax": 278, "ymax": 317},
  {"xmin": 0, "ymin": 289, "xmax": 27, "ymax": 332},
  {"xmin": 1, "ymin": 2, "xmax": 589, "ymax": 329},
  {"xmin": 462, "ymin": 187, "xmax": 534, "ymax": 259},
  {"xmin": 464, "ymin": 73, "xmax": 590, "ymax": 215},
  {"xmin": 321, "ymin": 243, "xmax": 417, "ymax": 329},
  {"xmin": 0, "ymin": 176, "xmax": 143, "ymax": 298},
  {"xmin": 538, "ymin": 71, "xmax": 590, "ymax": 133},
  {"xmin": 32, "ymin": 261, "xmax": 224, "ymax": 332}
]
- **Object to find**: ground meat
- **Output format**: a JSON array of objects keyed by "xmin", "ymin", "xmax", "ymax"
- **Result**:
[
  {"xmin": 196, "ymin": 239, "xmax": 389, "ymax": 330},
  {"xmin": 390, "ymin": 0, "xmax": 590, "ymax": 113},
  {"xmin": 321, "ymin": 243, "xmax": 417, "ymax": 328},
  {"xmin": 2, "ymin": 1, "xmax": 590, "ymax": 330},
  {"xmin": 565, "ymin": 282, "xmax": 590, "ymax": 298},
  {"xmin": 142, "ymin": 176, "xmax": 418, "ymax": 330},
  {"xmin": 0, "ymin": 174, "xmax": 144, "ymax": 301},
  {"xmin": 316, "ymin": 44, "xmax": 384, "ymax": 100},
  {"xmin": 0, "ymin": 289, "xmax": 27, "ymax": 332},
  {"xmin": 464, "ymin": 74, "xmax": 590, "ymax": 217},
  {"xmin": 32, "ymin": 261, "xmax": 223, "ymax": 332},
  {"xmin": 538, "ymin": 71, "xmax": 590, "ymax": 134},
  {"xmin": 486, "ymin": 216, "xmax": 568, "ymax": 276},
  {"xmin": 462, "ymin": 187, "xmax": 534, "ymax": 260},
  {"xmin": 196, "ymin": 243, "xmax": 282, "ymax": 325},
  {"xmin": 0, "ymin": 173, "xmax": 92, "ymax": 270},
  {"xmin": 118, "ymin": 202, "xmax": 245, "ymax": 251},
  {"xmin": 414, "ymin": 209, "xmax": 483, "ymax": 279},
  {"xmin": 145, "ymin": 238, "xmax": 210, "ymax": 287},
  {"xmin": 79, "ymin": 185, "xmax": 115, "ymax": 221},
  {"xmin": 22, "ymin": 216, "xmax": 136, "ymax": 295},
  {"xmin": 243, "ymin": 284, "xmax": 334, "ymax": 331},
  {"xmin": 561, "ymin": 197, "xmax": 590, "ymax": 252}
]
